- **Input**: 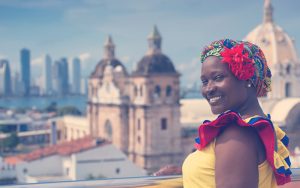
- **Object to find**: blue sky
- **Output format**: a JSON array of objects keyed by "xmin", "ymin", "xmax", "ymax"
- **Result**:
[{"xmin": 0, "ymin": 0, "xmax": 300, "ymax": 87}]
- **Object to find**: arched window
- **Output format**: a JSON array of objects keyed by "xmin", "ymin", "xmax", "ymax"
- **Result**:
[
  {"xmin": 134, "ymin": 85, "xmax": 138, "ymax": 97},
  {"xmin": 154, "ymin": 85, "xmax": 161, "ymax": 98},
  {"xmin": 166, "ymin": 85, "xmax": 172, "ymax": 97},
  {"xmin": 104, "ymin": 120, "xmax": 113, "ymax": 140},
  {"xmin": 286, "ymin": 64, "xmax": 291, "ymax": 75},
  {"xmin": 285, "ymin": 82, "xmax": 291, "ymax": 97},
  {"xmin": 139, "ymin": 85, "xmax": 143, "ymax": 96},
  {"xmin": 137, "ymin": 118, "xmax": 141, "ymax": 131}
]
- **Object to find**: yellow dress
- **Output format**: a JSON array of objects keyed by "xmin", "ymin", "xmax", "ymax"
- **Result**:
[
  {"xmin": 182, "ymin": 139, "xmax": 277, "ymax": 188},
  {"xmin": 182, "ymin": 113, "xmax": 286, "ymax": 188}
]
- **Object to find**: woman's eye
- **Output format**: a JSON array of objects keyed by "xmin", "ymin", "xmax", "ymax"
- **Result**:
[
  {"xmin": 201, "ymin": 80, "xmax": 208, "ymax": 85},
  {"xmin": 214, "ymin": 75, "xmax": 224, "ymax": 81}
]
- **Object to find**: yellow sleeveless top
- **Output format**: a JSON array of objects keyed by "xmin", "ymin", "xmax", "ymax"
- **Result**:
[{"xmin": 182, "ymin": 139, "xmax": 277, "ymax": 188}]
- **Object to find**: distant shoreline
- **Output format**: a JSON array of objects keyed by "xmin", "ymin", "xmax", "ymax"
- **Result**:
[{"xmin": 0, "ymin": 95, "xmax": 87, "ymax": 113}]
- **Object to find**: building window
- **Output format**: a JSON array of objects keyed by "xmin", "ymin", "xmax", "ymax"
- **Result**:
[
  {"xmin": 137, "ymin": 118, "xmax": 141, "ymax": 131},
  {"xmin": 105, "ymin": 120, "xmax": 113, "ymax": 140},
  {"xmin": 134, "ymin": 85, "xmax": 138, "ymax": 97},
  {"xmin": 286, "ymin": 64, "xmax": 291, "ymax": 75},
  {"xmin": 137, "ymin": 136, "xmax": 141, "ymax": 143},
  {"xmin": 166, "ymin": 85, "xmax": 172, "ymax": 97},
  {"xmin": 285, "ymin": 82, "xmax": 291, "ymax": 97},
  {"xmin": 23, "ymin": 168, "xmax": 28, "ymax": 174},
  {"xmin": 154, "ymin": 85, "xmax": 161, "ymax": 98},
  {"xmin": 161, "ymin": 118, "xmax": 167, "ymax": 130},
  {"xmin": 115, "ymin": 168, "xmax": 120, "ymax": 174},
  {"xmin": 139, "ymin": 85, "xmax": 143, "ymax": 96}
]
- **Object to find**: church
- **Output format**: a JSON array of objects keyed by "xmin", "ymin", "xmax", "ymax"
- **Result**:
[{"xmin": 58, "ymin": 0, "xmax": 300, "ymax": 173}]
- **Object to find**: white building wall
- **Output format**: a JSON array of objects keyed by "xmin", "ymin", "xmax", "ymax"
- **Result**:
[
  {"xmin": 74, "ymin": 144, "xmax": 146, "ymax": 180},
  {"xmin": 0, "ymin": 157, "xmax": 16, "ymax": 179},
  {"xmin": 16, "ymin": 155, "xmax": 62, "ymax": 183},
  {"xmin": 62, "ymin": 156, "xmax": 76, "ymax": 180}
]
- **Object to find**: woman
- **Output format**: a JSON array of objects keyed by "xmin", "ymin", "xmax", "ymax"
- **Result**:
[{"xmin": 182, "ymin": 39, "xmax": 291, "ymax": 188}]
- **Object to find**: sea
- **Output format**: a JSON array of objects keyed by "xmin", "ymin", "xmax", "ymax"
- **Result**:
[{"xmin": 0, "ymin": 95, "xmax": 88, "ymax": 113}]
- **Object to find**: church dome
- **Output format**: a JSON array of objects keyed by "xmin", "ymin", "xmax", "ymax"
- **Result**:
[
  {"xmin": 90, "ymin": 58, "xmax": 127, "ymax": 78},
  {"xmin": 90, "ymin": 35, "xmax": 128, "ymax": 78},
  {"xmin": 245, "ymin": 0, "xmax": 298, "ymax": 66},
  {"xmin": 133, "ymin": 26, "xmax": 178, "ymax": 75},
  {"xmin": 134, "ymin": 54, "xmax": 177, "ymax": 75}
]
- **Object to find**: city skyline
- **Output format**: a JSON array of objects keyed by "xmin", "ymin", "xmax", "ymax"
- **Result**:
[{"xmin": 0, "ymin": 0, "xmax": 300, "ymax": 86}]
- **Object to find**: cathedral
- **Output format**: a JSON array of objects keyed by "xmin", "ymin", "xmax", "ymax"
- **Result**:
[
  {"xmin": 59, "ymin": 0, "xmax": 300, "ymax": 172},
  {"xmin": 87, "ymin": 26, "xmax": 182, "ymax": 172}
]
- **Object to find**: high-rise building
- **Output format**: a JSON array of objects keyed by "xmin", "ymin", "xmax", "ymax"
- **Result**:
[
  {"xmin": 72, "ymin": 58, "xmax": 81, "ymax": 94},
  {"xmin": 43, "ymin": 55, "xmax": 52, "ymax": 95},
  {"xmin": 52, "ymin": 60, "xmax": 61, "ymax": 95},
  {"xmin": 52, "ymin": 58, "xmax": 69, "ymax": 96},
  {"xmin": 60, "ymin": 58, "xmax": 69, "ymax": 95},
  {"xmin": 20, "ymin": 48, "xmax": 31, "ymax": 96},
  {"xmin": 0, "ymin": 59, "xmax": 12, "ymax": 96}
]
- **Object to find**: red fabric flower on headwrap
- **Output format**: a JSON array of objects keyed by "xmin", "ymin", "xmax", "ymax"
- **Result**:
[{"xmin": 220, "ymin": 44, "xmax": 255, "ymax": 80}]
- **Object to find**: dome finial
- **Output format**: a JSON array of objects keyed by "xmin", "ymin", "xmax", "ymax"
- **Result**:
[
  {"xmin": 147, "ymin": 25, "xmax": 162, "ymax": 55},
  {"xmin": 103, "ymin": 35, "xmax": 115, "ymax": 59},
  {"xmin": 264, "ymin": 0, "xmax": 273, "ymax": 23},
  {"xmin": 148, "ymin": 25, "xmax": 161, "ymax": 40}
]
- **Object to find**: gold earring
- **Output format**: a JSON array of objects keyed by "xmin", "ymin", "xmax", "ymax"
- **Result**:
[{"xmin": 247, "ymin": 83, "xmax": 251, "ymax": 88}]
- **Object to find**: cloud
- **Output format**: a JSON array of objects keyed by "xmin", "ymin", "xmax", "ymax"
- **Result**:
[
  {"xmin": 177, "ymin": 57, "xmax": 201, "ymax": 88},
  {"xmin": 79, "ymin": 52, "xmax": 91, "ymax": 62},
  {"xmin": 0, "ymin": 54, "xmax": 7, "ymax": 60},
  {"xmin": 177, "ymin": 58, "xmax": 199, "ymax": 72},
  {"xmin": 32, "ymin": 56, "xmax": 44, "ymax": 66}
]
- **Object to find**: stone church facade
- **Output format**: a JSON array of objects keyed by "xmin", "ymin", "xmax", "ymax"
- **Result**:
[{"xmin": 87, "ymin": 27, "xmax": 182, "ymax": 172}]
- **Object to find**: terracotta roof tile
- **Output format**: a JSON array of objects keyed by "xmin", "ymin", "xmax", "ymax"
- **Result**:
[{"xmin": 5, "ymin": 137, "xmax": 108, "ymax": 164}]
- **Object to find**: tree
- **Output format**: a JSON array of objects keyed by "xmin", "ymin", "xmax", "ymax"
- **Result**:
[
  {"xmin": 57, "ymin": 106, "xmax": 82, "ymax": 116},
  {"xmin": 45, "ymin": 102, "xmax": 58, "ymax": 112},
  {"xmin": 3, "ymin": 132, "xmax": 19, "ymax": 151}
]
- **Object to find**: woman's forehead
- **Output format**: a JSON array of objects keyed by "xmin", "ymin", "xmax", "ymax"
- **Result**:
[{"xmin": 202, "ymin": 56, "xmax": 228, "ymax": 72}]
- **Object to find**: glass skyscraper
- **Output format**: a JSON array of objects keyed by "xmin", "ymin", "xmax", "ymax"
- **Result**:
[
  {"xmin": 44, "ymin": 55, "xmax": 52, "ymax": 95},
  {"xmin": 0, "ymin": 59, "xmax": 12, "ymax": 96},
  {"xmin": 20, "ymin": 48, "xmax": 31, "ymax": 96},
  {"xmin": 72, "ymin": 57, "xmax": 81, "ymax": 94}
]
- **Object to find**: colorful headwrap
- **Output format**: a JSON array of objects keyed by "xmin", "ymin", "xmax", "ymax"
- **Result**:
[{"xmin": 201, "ymin": 39, "xmax": 272, "ymax": 97}]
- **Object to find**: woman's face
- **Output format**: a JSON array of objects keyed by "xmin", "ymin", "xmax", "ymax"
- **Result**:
[{"xmin": 201, "ymin": 56, "xmax": 249, "ymax": 114}]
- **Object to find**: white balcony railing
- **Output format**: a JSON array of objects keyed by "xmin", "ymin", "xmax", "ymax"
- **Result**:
[{"xmin": 4, "ymin": 168, "xmax": 300, "ymax": 188}]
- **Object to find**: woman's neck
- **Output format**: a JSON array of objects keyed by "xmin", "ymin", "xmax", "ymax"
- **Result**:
[{"xmin": 237, "ymin": 97, "xmax": 266, "ymax": 120}]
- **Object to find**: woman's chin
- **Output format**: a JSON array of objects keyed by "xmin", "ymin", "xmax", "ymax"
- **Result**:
[{"xmin": 210, "ymin": 106, "xmax": 226, "ymax": 115}]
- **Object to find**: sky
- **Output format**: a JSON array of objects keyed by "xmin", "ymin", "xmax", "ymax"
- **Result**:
[{"xmin": 0, "ymin": 0, "xmax": 300, "ymax": 88}]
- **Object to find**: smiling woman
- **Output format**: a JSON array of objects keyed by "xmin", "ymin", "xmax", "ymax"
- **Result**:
[{"xmin": 182, "ymin": 39, "xmax": 292, "ymax": 188}]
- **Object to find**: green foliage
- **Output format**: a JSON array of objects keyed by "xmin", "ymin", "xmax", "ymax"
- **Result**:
[
  {"xmin": 86, "ymin": 174, "xmax": 95, "ymax": 180},
  {"xmin": 45, "ymin": 102, "xmax": 58, "ymax": 112},
  {"xmin": 44, "ymin": 102, "xmax": 82, "ymax": 116},
  {"xmin": 57, "ymin": 106, "xmax": 82, "ymax": 116},
  {"xmin": 3, "ymin": 132, "xmax": 19, "ymax": 150}
]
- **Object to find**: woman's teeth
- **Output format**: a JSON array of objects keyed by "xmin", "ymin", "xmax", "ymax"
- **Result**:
[{"xmin": 209, "ymin": 96, "xmax": 221, "ymax": 103}]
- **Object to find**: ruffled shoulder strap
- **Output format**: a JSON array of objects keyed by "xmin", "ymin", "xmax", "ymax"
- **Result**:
[{"xmin": 194, "ymin": 110, "xmax": 292, "ymax": 185}]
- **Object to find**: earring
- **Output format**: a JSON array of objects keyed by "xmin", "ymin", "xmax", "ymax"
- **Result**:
[{"xmin": 247, "ymin": 83, "xmax": 251, "ymax": 88}]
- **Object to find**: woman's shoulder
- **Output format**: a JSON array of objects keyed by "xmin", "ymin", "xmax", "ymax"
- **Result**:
[{"xmin": 216, "ymin": 123, "xmax": 259, "ymax": 147}]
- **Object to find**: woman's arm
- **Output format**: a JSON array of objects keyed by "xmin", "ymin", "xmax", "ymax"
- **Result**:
[{"xmin": 215, "ymin": 124, "xmax": 259, "ymax": 188}]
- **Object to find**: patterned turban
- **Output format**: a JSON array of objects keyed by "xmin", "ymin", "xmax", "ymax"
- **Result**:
[{"xmin": 200, "ymin": 39, "xmax": 272, "ymax": 97}]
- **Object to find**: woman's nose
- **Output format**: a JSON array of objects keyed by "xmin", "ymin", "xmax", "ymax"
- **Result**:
[{"xmin": 206, "ymin": 81, "xmax": 217, "ymax": 95}]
